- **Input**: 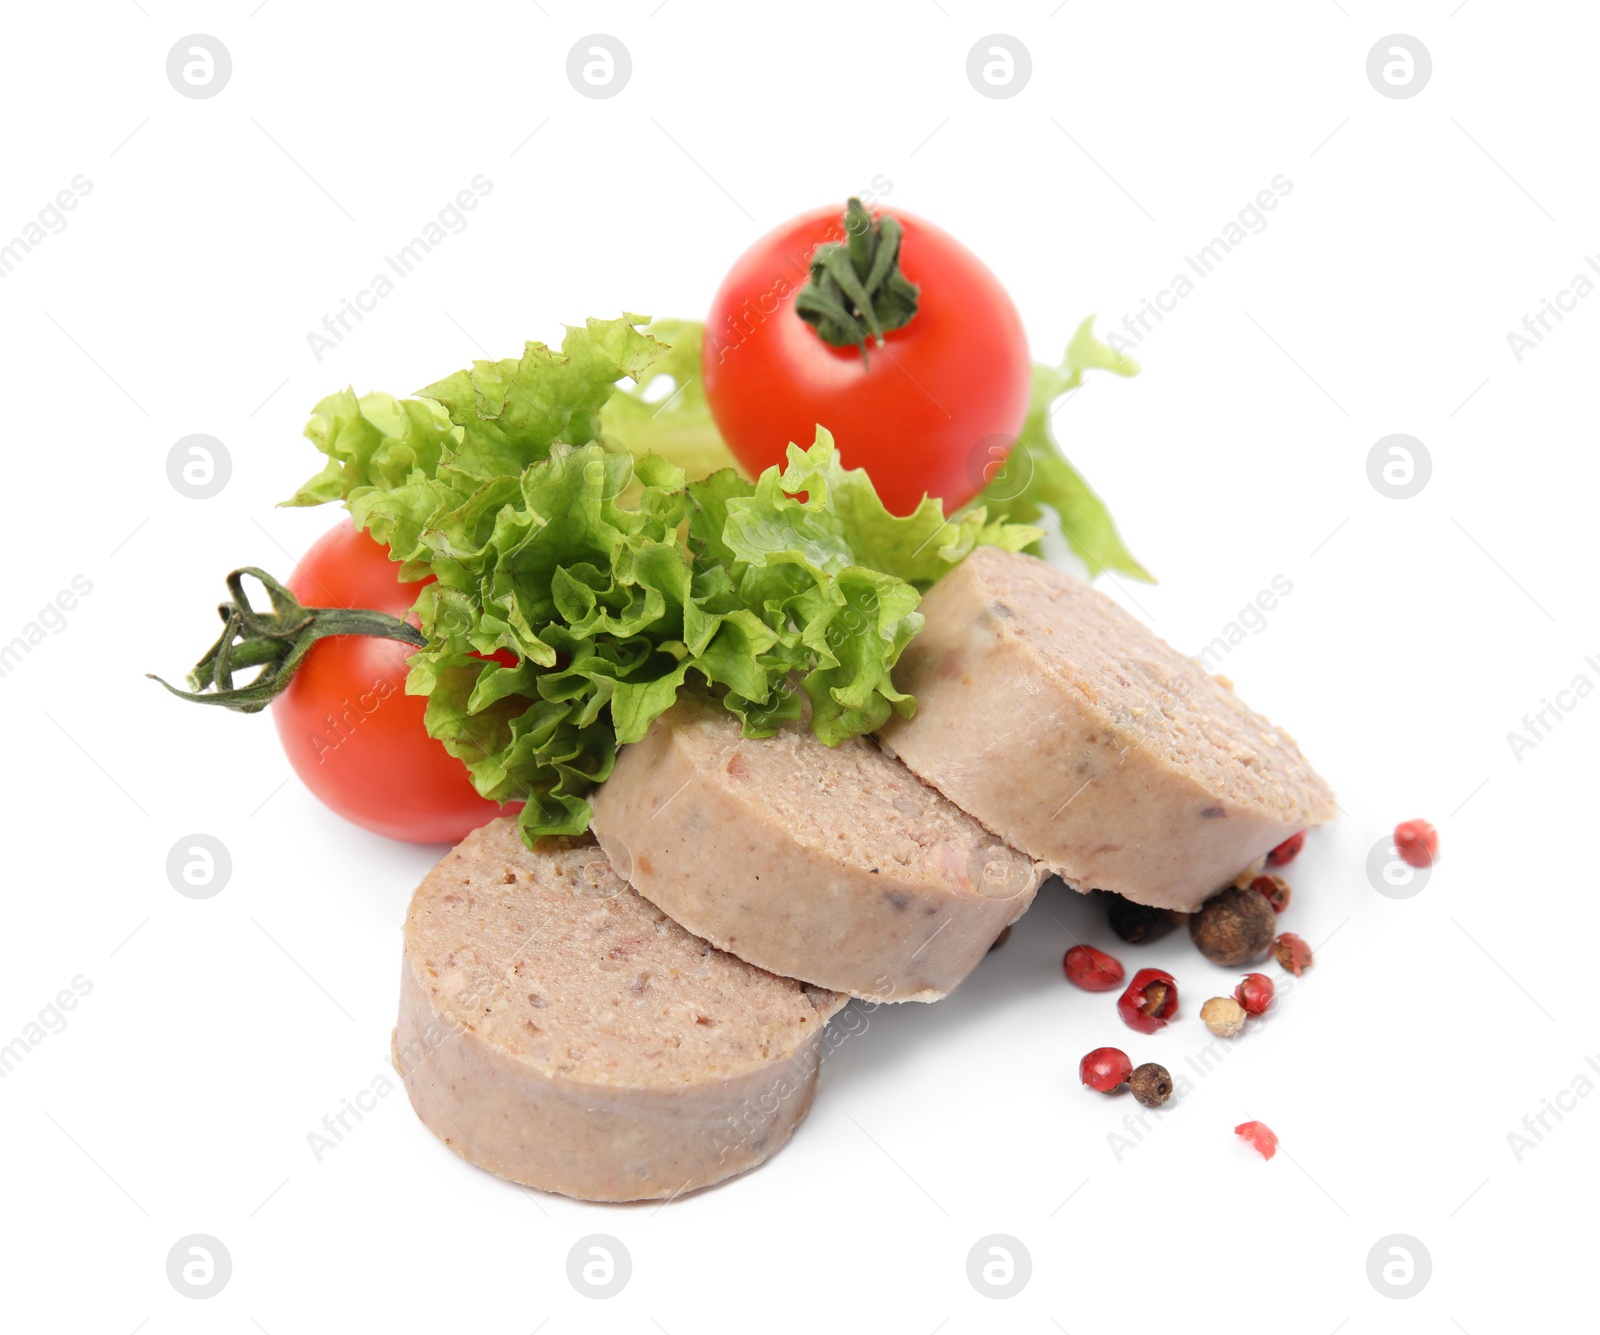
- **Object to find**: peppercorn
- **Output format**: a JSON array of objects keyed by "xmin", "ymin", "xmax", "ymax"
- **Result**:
[
  {"xmin": 1266, "ymin": 831, "xmax": 1305, "ymax": 866},
  {"xmin": 1235, "ymin": 973, "xmax": 1275, "ymax": 1015},
  {"xmin": 1063, "ymin": 943, "xmax": 1125, "ymax": 991},
  {"xmin": 1106, "ymin": 893, "xmax": 1184, "ymax": 944},
  {"xmin": 1189, "ymin": 886, "xmax": 1277, "ymax": 966},
  {"xmin": 1235, "ymin": 1120, "xmax": 1278, "ymax": 1160},
  {"xmin": 1272, "ymin": 932, "xmax": 1314, "ymax": 976},
  {"xmin": 1079, "ymin": 1047, "xmax": 1133, "ymax": 1093},
  {"xmin": 1116, "ymin": 967, "xmax": 1179, "ymax": 1033},
  {"xmin": 1249, "ymin": 873, "xmax": 1291, "ymax": 914},
  {"xmin": 1129, "ymin": 1062, "xmax": 1172, "ymax": 1107},
  {"xmin": 1200, "ymin": 996, "xmax": 1247, "ymax": 1038},
  {"xmin": 1393, "ymin": 819, "xmax": 1438, "ymax": 868}
]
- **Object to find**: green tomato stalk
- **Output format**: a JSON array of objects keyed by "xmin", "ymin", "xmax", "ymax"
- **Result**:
[
  {"xmin": 794, "ymin": 198, "xmax": 920, "ymax": 363},
  {"xmin": 149, "ymin": 567, "xmax": 422, "ymax": 713}
]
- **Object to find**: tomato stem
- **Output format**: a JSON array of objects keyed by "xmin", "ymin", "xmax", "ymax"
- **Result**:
[
  {"xmin": 794, "ymin": 197, "xmax": 919, "ymax": 365},
  {"xmin": 148, "ymin": 566, "xmax": 425, "ymax": 714}
]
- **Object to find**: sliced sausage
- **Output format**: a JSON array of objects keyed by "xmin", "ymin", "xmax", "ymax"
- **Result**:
[
  {"xmin": 394, "ymin": 818, "xmax": 843, "ymax": 1202},
  {"xmin": 590, "ymin": 692, "xmax": 1042, "ymax": 1002},
  {"xmin": 877, "ymin": 547, "xmax": 1336, "ymax": 911}
]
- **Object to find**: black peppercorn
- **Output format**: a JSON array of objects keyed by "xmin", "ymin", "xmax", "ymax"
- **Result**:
[
  {"xmin": 1105, "ymin": 893, "xmax": 1183, "ymax": 944},
  {"xmin": 1189, "ymin": 886, "xmax": 1277, "ymax": 966},
  {"xmin": 1129, "ymin": 1062, "xmax": 1173, "ymax": 1108}
]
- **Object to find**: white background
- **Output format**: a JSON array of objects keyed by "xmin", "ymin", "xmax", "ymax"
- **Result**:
[{"xmin": 1, "ymin": 2, "xmax": 1594, "ymax": 1332}]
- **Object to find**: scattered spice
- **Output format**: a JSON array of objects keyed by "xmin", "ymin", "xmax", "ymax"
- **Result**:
[
  {"xmin": 1249, "ymin": 873, "xmax": 1291, "ymax": 914},
  {"xmin": 1393, "ymin": 819, "xmax": 1438, "ymax": 869},
  {"xmin": 1189, "ymin": 886, "xmax": 1276, "ymax": 966},
  {"xmin": 1117, "ymin": 967, "xmax": 1179, "ymax": 1033},
  {"xmin": 1200, "ymin": 996, "xmax": 1247, "ymax": 1038},
  {"xmin": 1272, "ymin": 932, "xmax": 1314, "ymax": 976},
  {"xmin": 1235, "ymin": 1120, "xmax": 1278, "ymax": 1160},
  {"xmin": 1080, "ymin": 1047, "xmax": 1133, "ymax": 1093},
  {"xmin": 1234, "ymin": 973, "xmax": 1275, "ymax": 1015},
  {"xmin": 1129, "ymin": 1063, "xmax": 1173, "ymax": 1107},
  {"xmin": 1106, "ymin": 894, "xmax": 1184, "ymax": 944},
  {"xmin": 1266, "ymin": 831, "xmax": 1306, "ymax": 866},
  {"xmin": 1063, "ymin": 943, "xmax": 1125, "ymax": 992}
]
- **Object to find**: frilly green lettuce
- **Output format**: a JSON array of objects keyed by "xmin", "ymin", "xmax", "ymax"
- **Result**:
[{"xmin": 966, "ymin": 316, "xmax": 1151, "ymax": 581}]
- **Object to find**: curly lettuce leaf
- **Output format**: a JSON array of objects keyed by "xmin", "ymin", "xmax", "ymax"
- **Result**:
[
  {"xmin": 722, "ymin": 429, "xmax": 1039, "ymax": 586},
  {"xmin": 286, "ymin": 315, "xmax": 670, "ymax": 512},
  {"xmin": 406, "ymin": 444, "xmax": 850, "ymax": 831},
  {"xmin": 967, "ymin": 316, "xmax": 1151, "ymax": 582},
  {"xmin": 421, "ymin": 315, "xmax": 666, "ymax": 486},
  {"xmin": 598, "ymin": 318, "xmax": 742, "ymax": 483},
  {"xmin": 404, "ymin": 441, "xmax": 728, "ymax": 834},
  {"xmin": 284, "ymin": 391, "xmax": 458, "ymax": 508},
  {"xmin": 402, "ymin": 433, "xmax": 963, "ymax": 834},
  {"xmin": 690, "ymin": 432, "xmax": 1035, "ymax": 743}
]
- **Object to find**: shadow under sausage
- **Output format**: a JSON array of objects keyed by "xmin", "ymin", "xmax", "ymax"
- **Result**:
[{"xmin": 815, "ymin": 876, "xmax": 1113, "ymax": 1097}]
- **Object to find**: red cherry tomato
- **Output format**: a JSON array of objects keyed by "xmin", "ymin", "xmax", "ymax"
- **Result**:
[
  {"xmin": 702, "ymin": 202, "xmax": 1032, "ymax": 516},
  {"xmin": 271, "ymin": 521, "xmax": 515, "ymax": 843}
]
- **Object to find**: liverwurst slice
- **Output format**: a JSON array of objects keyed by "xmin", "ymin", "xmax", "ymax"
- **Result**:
[
  {"xmin": 394, "ymin": 818, "xmax": 844, "ymax": 1202},
  {"xmin": 590, "ymin": 692, "xmax": 1042, "ymax": 1003},
  {"xmin": 876, "ymin": 546, "xmax": 1336, "ymax": 911}
]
